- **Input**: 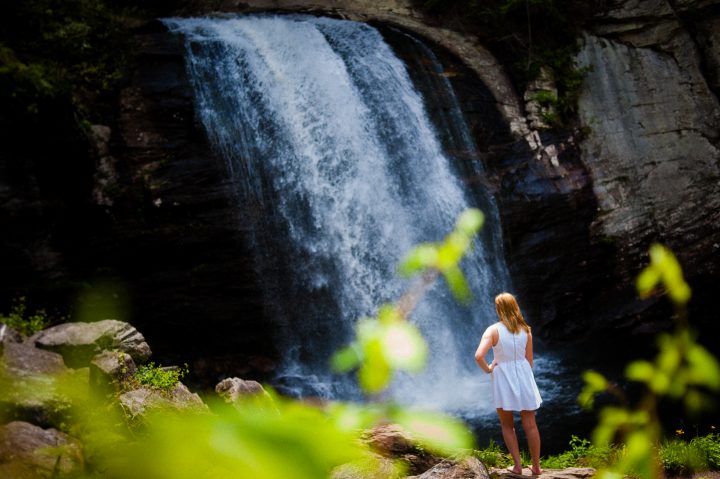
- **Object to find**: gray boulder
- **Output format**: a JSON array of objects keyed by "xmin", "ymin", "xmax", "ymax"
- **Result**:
[
  {"xmin": 215, "ymin": 377, "xmax": 266, "ymax": 401},
  {"xmin": 0, "ymin": 342, "xmax": 80, "ymax": 428},
  {"xmin": 412, "ymin": 457, "xmax": 489, "ymax": 479},
  {"xmin": 33, "ymin": 320, "xmax": 151, "ymax": 367},
  {"xmin": 363, "ymin": 424, "xmax": 442, "ymax": 476},
  {"xmin": 0, "ymin": 421, "xmax": 83, "ymax": 478},
  {"xmin": 215, "ymin": 377, "xmax": 276, "ymax": 413},
  {"xmin": 0, "ymin": 323, "xmax": 23, "ymax": 345},
  {"xmin": 1, "ymin": 342, "xmax": 67, "ymax": 378},
  {"xmin": 89, "ymin": 351, "xmax": 136, "ymax": 390},
  {"xmin": 119, "ymin": 383, "xmax": 208, "ymax": 421}
]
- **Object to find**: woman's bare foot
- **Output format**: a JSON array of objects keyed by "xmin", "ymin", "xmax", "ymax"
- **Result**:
[
  {"xmin": 530, "ymin": 466, "xmax": 542, "ymax": 475},
  {"xmin": 507, "ymin": 465, "xmax": 523, "ymax": 475}
]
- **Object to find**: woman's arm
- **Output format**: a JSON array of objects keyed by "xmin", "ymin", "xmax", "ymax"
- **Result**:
[
  {"xmin": 474, "ymin": 326, "xmax": 498, "ymax": 373},
  {"xmin": 525, "ymin": 331, "xmax": 534, "ymax": 368}
]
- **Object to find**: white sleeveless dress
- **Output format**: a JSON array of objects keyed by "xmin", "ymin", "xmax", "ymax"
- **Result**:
[{"xmin": 491, "ymin": 322, "xmax": 542, "ymax": 411}]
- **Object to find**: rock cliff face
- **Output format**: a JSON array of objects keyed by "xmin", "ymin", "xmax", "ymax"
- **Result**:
[
  {"xmin": 506, "ymin": 0, "xmax": 720, "ymax": 342},
  {"xmin": 2, "ymin": 0, "xmax": 719, "ymax": 376}
]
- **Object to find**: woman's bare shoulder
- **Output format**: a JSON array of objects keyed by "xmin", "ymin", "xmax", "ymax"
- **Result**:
[{"xmin": 484, "ymin": 322, "xmax": 501, "ymax": 336}]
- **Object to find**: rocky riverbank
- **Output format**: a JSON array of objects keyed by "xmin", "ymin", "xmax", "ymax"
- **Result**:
[{"xmin": 1, "ymin": 319, "xmax": 596, "ymax": 479}]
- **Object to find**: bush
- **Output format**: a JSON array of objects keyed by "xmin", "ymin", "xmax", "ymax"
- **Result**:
[
  {"xmin": 0, "ymin": 296, "xmax": 51, "ymax": 336},
  {"xmin": 543, "ymin": 435, "xmax": 618, "ymax": 470},
  {"xmin": 691, "ymin": 433, "xmax": 720, "ymax": 470},
  {"xmin": 660, "ymin": 439, "xmax": 707, "ymax": 475},
  {"xmin": 132, "ymin": 362, "xmax": 188, "ymax": 392}
]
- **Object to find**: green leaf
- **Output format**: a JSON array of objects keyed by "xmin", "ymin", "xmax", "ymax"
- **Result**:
[
  {"xmin": 442, "ymin": 266, "xmax": 471, "ymax": 303},
  {"xmin": 643, "ymin": 243, "xmax": 692, "ymax": 305},
  {"xmin": 625, "ymin": 360, "xmax": 654, "ymax": 383},
  {"xmin": 636, "ymin": 267, "xmax": 660, "ymax": 298},
  {"xmin": 381, "ymin": 321, "xmax": 428, "ymax": 371},
  {"xmin": 377, "ymin": 305, "xmax": 401, "ymax": 325},
  {"xmin": 327, "ymin": 403, "xmax": 382, "ymax": 432},
  {"xmin": 392, "ymin": 410, "xmax": 474, "ymax": 455},
  {"xmin": 436, "ymin": 233, "xmax": 468, "ymax": 270},
  {"xmin": 584, "ymin": 370, "xmax": 608, "ymax": 390},
  {"xmin": 657, "ymin": 340, "xmax": 681, "ymax": 375},
  {"xmin": 619, "ymin": 431, "xmax": 656, "ymax": 479},
  {"xmin": 456, "ymin": 208, "xmax": 484, "ymax": 236},
  {"xmin": 687, "ymin": 344, "xmax": 720, "ymax": 390},
  {"xmin": 359, "ymin": 359, "xmax": 391, "ymax": 394},
  {"xmin": 359, "ymin": 338, "xmax": 391, "ymax": 394},
  {"xmin": 398, "ymin": 244, "xmax": 438, "ymax": 277},
  {"xmin": 649, "ymin": 371, "xmax": 670, "ymax": 394},
  {"xmin": 331, "ymin": 346, "xmax": 360, "ymax": 373},
  {"xmin": 578, "ymin": 370, "xmax": 609, "ymax": 409}
]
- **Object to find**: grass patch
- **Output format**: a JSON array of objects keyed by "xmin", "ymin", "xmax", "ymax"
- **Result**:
[
  {"xmin": 660, "ymin": 434, "xmax": 720, "ymax": 475},
  {"xmin": 473, "ymin": 439, "xmax": 512, "ymax": 467},
  {"xmin": 543, "ymin": 435, "xmax": 618, "ymax": 469}
]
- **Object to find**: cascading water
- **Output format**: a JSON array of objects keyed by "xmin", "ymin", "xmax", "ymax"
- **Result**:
[{"xmin": 163, "ymin": 14, "xmax": 552, "ymax": 416}]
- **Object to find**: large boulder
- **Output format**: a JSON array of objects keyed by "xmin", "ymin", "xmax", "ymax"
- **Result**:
[
  {"xmin": 411, "ymin": 457, "xmax": 489, "ymax": 479},
  {"xmin": 33, "ymin": 320, "xmax": 151, "ymax": 367},
  {"xmin": 1, "ymin": 342, "xmax": 67, "ymax": 378},
  {"xmin": 0, "ymin": 324, "xmax": 23, "ymax": 346},
  {"xmin": 0, "ymin": 342, "xmax": 82, "ymax": 428},
  {"xmin": 363, "ymin": 424, "xmax": 443, "ymax": 476},
  {"xmin": 89, "ymin": 351, "xmax": 136, "ymax": 390},
  {"xmin": 118, "ymin": 382, "xmax": 208, "ymax": 421},
  {"xmin": 0, "ymin": 421, "xmax": 83, "ymax": 478}
]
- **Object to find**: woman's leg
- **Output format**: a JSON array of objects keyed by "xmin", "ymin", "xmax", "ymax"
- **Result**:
[
  {"xmin": 497, "ymin": 408, "xmax": 522, "ymax": 473},
  {"xmin": 520, "ymin": 410, "xmax": 541, "ymax": 474}
]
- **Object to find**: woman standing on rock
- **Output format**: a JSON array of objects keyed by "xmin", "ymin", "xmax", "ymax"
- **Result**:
[{"xmin": 475, "ymin": 292, "xmax": 543, "ymax": 476}]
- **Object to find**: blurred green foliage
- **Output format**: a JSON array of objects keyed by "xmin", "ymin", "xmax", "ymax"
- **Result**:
[
  {"xmin": 333, "ymin": 209, "xmax": 484, "ymax": 394},
  {"xmin": 578, "ymin": 243, "xmax": 720, "ymax": 479},
  {"xmin": 1, "ymin": 209, "xmax": 485, "ymax": 478},
  {"xmin": 0, "ymin": 296, "xmax": 51, "ymax": 336}
]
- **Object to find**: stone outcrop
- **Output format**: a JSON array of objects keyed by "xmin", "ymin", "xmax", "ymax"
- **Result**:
[
  {"xmin": 488, "ymin": 467, "xmax": 595, "ymax": 479},
  {"xmin": 2, "ymin": 0, "xmax": 719, "ymax": 372},
  {"xmin": 0, "ymin": 339, "xmax": 81, "ymax": 428},
  {"xmin": 490, "ymin": 0, "xmax": 720, "ymax": 342},
  {"xmin": 411, "ymin": 457, "xmax": 489, "ymax": 479},
  {"xmin": 118, "ymin": 383, "xmax": 208, "ymax": 419},
  {"xmin": 0, "ymin": 421, "xmax": 84, "ymax": 479},
  {"xmin": 363, "ymin": 425, "xmax": 444, "ymax": 476},
  {"xmin": 33, "ymin": 320, "xmax": 151, "ymax": 367},
  {"xmin": 89, "ymin": 350, "xmax": 136, "ymax": 389}
]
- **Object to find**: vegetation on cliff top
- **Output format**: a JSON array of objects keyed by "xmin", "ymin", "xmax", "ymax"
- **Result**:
[
  {"xmin": 414, "ymin": 0, "xmax": 605, "ymax": 125},
  {"xmin": 0, "ymin": 0, "xmax": 131, "ymax": 126}
]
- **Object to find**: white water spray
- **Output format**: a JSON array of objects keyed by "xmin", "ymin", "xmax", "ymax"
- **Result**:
[{"xmin": 164, "ymin": 14, "xmax": 525, "ymax": 415}]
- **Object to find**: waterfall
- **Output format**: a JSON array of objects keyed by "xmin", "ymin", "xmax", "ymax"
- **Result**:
[{"xmin": 164, "ymin": 14, "xmax": 514, "ymax": 414}]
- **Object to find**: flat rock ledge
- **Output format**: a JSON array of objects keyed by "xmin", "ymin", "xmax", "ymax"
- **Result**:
[
  {"xmin": 33, "ymin": 320, "xmax": 151, "ymax": 367},
  {"xmin": 489, "ymin": 467, "xmax": 595, "ymax": 479}
]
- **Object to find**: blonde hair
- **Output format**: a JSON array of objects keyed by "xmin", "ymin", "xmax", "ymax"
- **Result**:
[{"xmin": 495, "ymin": 292, "xmax": 531, "ymax": 334}]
